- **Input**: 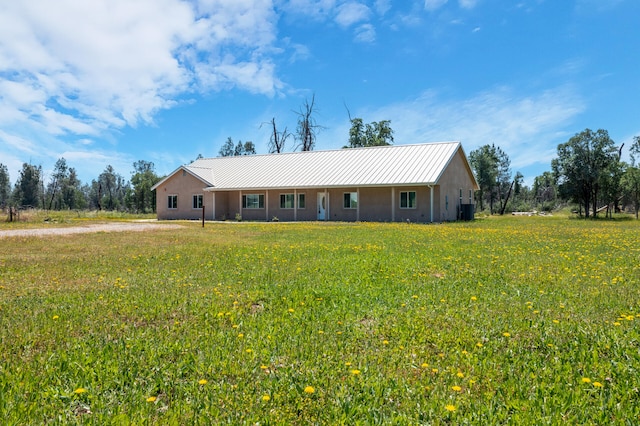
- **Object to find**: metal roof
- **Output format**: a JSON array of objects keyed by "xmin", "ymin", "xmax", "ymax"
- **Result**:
[{"xmin": 152, "ymin": 142, "xmax": 478, "ymax": 191}]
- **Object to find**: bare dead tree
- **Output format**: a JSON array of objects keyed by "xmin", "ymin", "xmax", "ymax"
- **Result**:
[
  {"xmin": 261, "ymin": 117, "xmax": 291, "ymax": 153},
  {"xmin": 294, "ymin": 94, "xmax": 323, "ymax": 151}
]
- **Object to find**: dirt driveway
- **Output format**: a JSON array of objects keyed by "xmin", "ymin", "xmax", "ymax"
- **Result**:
[{"xmin": 0, "ymin": 222, "xmax": 183, "ymax": 238}]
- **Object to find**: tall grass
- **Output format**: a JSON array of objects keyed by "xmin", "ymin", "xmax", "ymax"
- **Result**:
[{"xmin": 1, "ymin": 217, "xmax": 639, "ymax": 424}]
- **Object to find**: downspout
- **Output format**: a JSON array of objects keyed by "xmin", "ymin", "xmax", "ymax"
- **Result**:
[
  {"xmin": 391, "ymin": 187, "xmax": 395, "ymax": 222},
  {"xmin": 212, "ymin": 192, "xmax": 216, "ymax": 220},
  {"xmin": 356, "ymin": 188, "xmax": 360, "ymax": 222}
]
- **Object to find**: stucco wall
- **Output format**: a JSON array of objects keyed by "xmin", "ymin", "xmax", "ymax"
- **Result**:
[
  {"xmin": 155, "ymin": 171, "xmax": 213, "ymax": 220},
  {"xmin": 155, "ymin": 150, "xmax": 476, "ymax": 222},
  {"xmin": 437, "ymin": 150, "xmax": 475, "ymax": 221}
]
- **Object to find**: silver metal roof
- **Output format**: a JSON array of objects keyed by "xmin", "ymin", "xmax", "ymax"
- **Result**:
[{"xmin": 153, "ymin": 142, "xmax": 478, "ymax": 191}]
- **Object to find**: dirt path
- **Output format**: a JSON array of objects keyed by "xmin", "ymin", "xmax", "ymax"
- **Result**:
[{"xmin": 0, "ymin": 222, "xmax": 183, "ymax": 238}]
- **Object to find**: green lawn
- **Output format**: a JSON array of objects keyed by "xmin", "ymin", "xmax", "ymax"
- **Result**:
[{"xmin": 1, "ymin": 217, "xmax": 639, "ymax": 424}]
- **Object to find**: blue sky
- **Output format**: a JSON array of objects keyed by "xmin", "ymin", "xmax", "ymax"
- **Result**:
[{"xmin": 1, "ymin": 0, "xmax": 638, "ymax": 187}]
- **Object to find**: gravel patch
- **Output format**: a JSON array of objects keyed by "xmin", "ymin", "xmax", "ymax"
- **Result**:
[{"xmin": 0, "ymin": 222, "xmax": 183, "ymax": 238}]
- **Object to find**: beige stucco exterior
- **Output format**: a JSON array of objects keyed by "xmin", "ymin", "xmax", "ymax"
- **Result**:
[{"xmin": 154, "ymin": 148, "xmax": 476, "ymax": 223}]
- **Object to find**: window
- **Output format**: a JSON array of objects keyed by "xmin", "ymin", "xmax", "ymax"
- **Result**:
[
  {"xmin": 400, "ymin": 191, "xmax": 416, "ymax": 209},
  {"xmin": 280, "ymin": 193, "xmax": 295, "ymax": 209},
  {"xmin": 242, "ymin": 194, "xmax": 264, "ymax": 209},
  {"xmin": 192, "ymin": 194, "xmax": 203, "ymax": 209},
  {"xmin": 298, "ymin": 193, "xmax": 306, "ymax": 209},
  {"xmin": 343, "ymin": 192, "xmax": 358, "ymax": 209},
  {"xmin": 168, "ymin": 195, "xmax": 178, "ymax": 209},
  {"xmin": 469, "ymin": 189, "xmax": 473, "ymax": 204}
]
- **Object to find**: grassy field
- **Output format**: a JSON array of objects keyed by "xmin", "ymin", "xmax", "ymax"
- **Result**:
[{"xmin": 1, "ymin": 216, "xmax": 639, "ymax": 424}]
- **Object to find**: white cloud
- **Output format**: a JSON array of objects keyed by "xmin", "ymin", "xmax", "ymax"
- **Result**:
[
  {"xmin": 459, "ymin": 0, "xmax": 478, "ymax": 9},
  {"xmin": 335, "ymin": 2, "xmax": 371, "ymax": 27},
  {"xmin": 354, "ymin": 24, "xmax": 377, "ymax": 43},
  {"xmin": 424, "ymin": 0, "xmax": 448, "ymax": 11},
  {"xmin": 363, "ymin": 86, "xmax": 584, "ymax": 172},
  {"xmin": 0, "ymin": 0, "xmax": 281, "ymax": 141}
]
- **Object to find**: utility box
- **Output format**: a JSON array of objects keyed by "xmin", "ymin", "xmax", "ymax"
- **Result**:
[{"xmin": 461, "ymin": 204, "xmax": 474, "ymax": 221}]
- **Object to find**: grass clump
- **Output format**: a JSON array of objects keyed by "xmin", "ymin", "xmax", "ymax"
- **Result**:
[{"xmin": 0, "ymin": 217, "xmax": 639, "ymax": 424}]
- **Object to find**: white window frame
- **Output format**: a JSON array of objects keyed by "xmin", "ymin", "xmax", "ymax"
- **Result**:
[
  {"xmin": 192, "ymin": 194, "xmax": 203, "ymax": 209},
  {"xmin": 400, "ymin": 191, "xmax": 416, "ymax": 209},
  {"xmin": 242, "ymin": 194, "xmax": 265, "ymax": 209},
  {"xmin": 279, "ymin": 193, "xmax": 295, "ymax": 209},
  {"xmin": 168, "ymin": 195, "xmax": 178, "ymax": 209},
  {"xmin": 343, "ymin": 192, "xmax": 358, "ymax": 209}
]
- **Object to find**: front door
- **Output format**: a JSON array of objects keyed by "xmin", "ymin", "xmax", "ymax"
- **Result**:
[{"xmin": 317, "ymin": 192, "xmax": 326, "ymax": 220}]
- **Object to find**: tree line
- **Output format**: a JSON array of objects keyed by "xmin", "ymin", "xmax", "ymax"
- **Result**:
[
  {"xmin": 3, "ymin": 96, "xmax": 638, "ymax": 220},
  {"xmin": 469, "ymin": 129, "xmax": 640, "ymax": 218},
  {"xmin": 0, "ymin": 159, "xmax": 161, "ymax": 215}
]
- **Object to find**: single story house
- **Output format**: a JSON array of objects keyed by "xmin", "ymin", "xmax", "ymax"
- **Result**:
[{"xmin": 151, "ymin": 141, "xmax": 479, "ymax": 223}]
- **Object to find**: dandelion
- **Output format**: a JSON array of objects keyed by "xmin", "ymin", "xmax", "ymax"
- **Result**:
[
  {"xmin": 452, "ymin": 385, "xmax": 462, "ymax": 392},
  {"xmin": 262, "ymin": 395, "xmax": 271, "ymax": 402},
  {"xmin": 345, "ymin": 362, "xmax": 352, "ymax": 366},
  {"xmin": 74, "ymin": 388, "xmax": 87, "ymax": 394},
  {"xmin": 593, "ymin": 382, "xmax": 603, "ymax": 388},
  {"xmin": 445, "ymin": 404, "xmax": 456, "ymax": 412},
  {"xmin": 246, "ymin": 349, "xmax": 253, "ymax": 353},
  {"xmin": 146, "ymin": 396, "xmax": 157, "ymax": 403},
  {"xmin": 476, "ymin": 342, "xmax": 483, "ymax": 348},
  {"xmin": 581, "ymin": 377, "xmax": 591, "ymax": 384},
  {"xmin": 382, "ymin": 340, "xmax": 389, "ymax": 345},
  {"xmin": 351, "ymin": 369, "xmax": 361, "ymax": 375},
  {"xmin": 503, "ymin": 332, "xmax": 511, "ymax": 337},
  {"xmin": 288, "ymin": 308, "xmax": 295, "ymax": 313},
  {"xmin": 260, "ymin": 365, "xmax": 268, "ymax": 370},
  {"xmin": 52, "ymin": 315, "xmax": 59, "ymax": 320},
  {"xmin": 237, "ymin": 333, "xmax": 244, "ymax": 338},
  {"xmin": 421, "ymin": 363, "xmax": 429, "ymax": 368},
  {"xmin": 470, "ymin": 296, "xmax": 477, "ymax": 301},
  {"xmin": 456, "ymin": 372, "xmax": 464, "ymax": 378},
  {"xmin": 304, "ymin": 386, "xmax": 315, "ymax": 394},
  {"xmin": 198, "ymin": 379, "xmax": 208, "ymax": 385}
]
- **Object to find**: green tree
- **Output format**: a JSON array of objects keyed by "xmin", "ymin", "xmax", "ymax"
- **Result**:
[
  {"xmin": 219, "ymin": 137, "xmax": 236, "ymax": 157},
  {"xmin": 0, "ymin": 163, "xmax": 10, "ymax": 209},
  {"xmin": 552, "ymin": 128, "xmax": 618, "ymax": 218},
  {"xmin": 219, "ymin": 138, "xmax": 256, "ymax": 157},
  {"xmin": 533, "ymin": 171, "xmax": 557, "ymax": 211},
  {"xmin": 129, "ymin": 160, "xmax": 160, "ymax": 213},
  {"xmin": 63, "ymin": 168, "xmax": 86, "ymax": 210},
  {"xmin": 12, "ymin": 163, "xmax": 43, "ymax": 208},
  {"xmin": 46, "ymin": 158, "xmax": 69, "ymax": 210},
  {"xmin": 96, "ymin": 165, "xmax": 128, "ymax": 211},
  {"xmin": 345, "ymin": 118, "xmax": 394, "ymax": 148},
  {"xmin": 469, "ymin": 145, "xmax": 499, "ymax": 213},
  {"xmin": 621, "ymin": 136, "xmax": 640, "ymax": 218}
]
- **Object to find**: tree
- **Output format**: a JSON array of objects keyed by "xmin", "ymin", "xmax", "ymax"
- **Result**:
[
  {"xmin": 295, "ymin": 94, "xmax": 322, "ymax": 151},
  {"xmin": 46, "ymin": 158, "xmax": 69, "ymax": 210},
  {"xmin": 469, "ymin": 145, "xmax": 499, "ymax": 212},
  {"xmin": 129, "ymin": 160, "xmax": 160, "ymax": 213},
  {"xmin": 63, "ymin": 168, "xmax": 86, "ymax": 210},
  {"xmin": 96, "ymin": 166, "xmax": 128, "ymax": 211},
  {"xmin": 533, "ymin": 171, "xmax": 557, "ymax": 211},
  {"xmin": 12, "ymin": 163, "xmax": 43, "ymax": 208},
  {"xmin": 0, "ymin": 163, "xmax": 10, "ymax": 209},
  {"xmin": 621, "ymin": 136, "xmax": 640, "ymax": 218},
  {"xmin": 552, "ymin": 128, "xmax": 618, "ymax": 218},
  {"xmin": 219, "ymin": 138, "xmax": 256, "ymax": 157},
  {"xmin": 264, "ymin": 117, "xmax": 291, "ymax": 153},
  {"xmin": 345, "ymin": 117, "xmax": 394, "ymax": 148},
  {"xmin": 219, "ymin": 137, "xmax": 236, "ymax": 157}
]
